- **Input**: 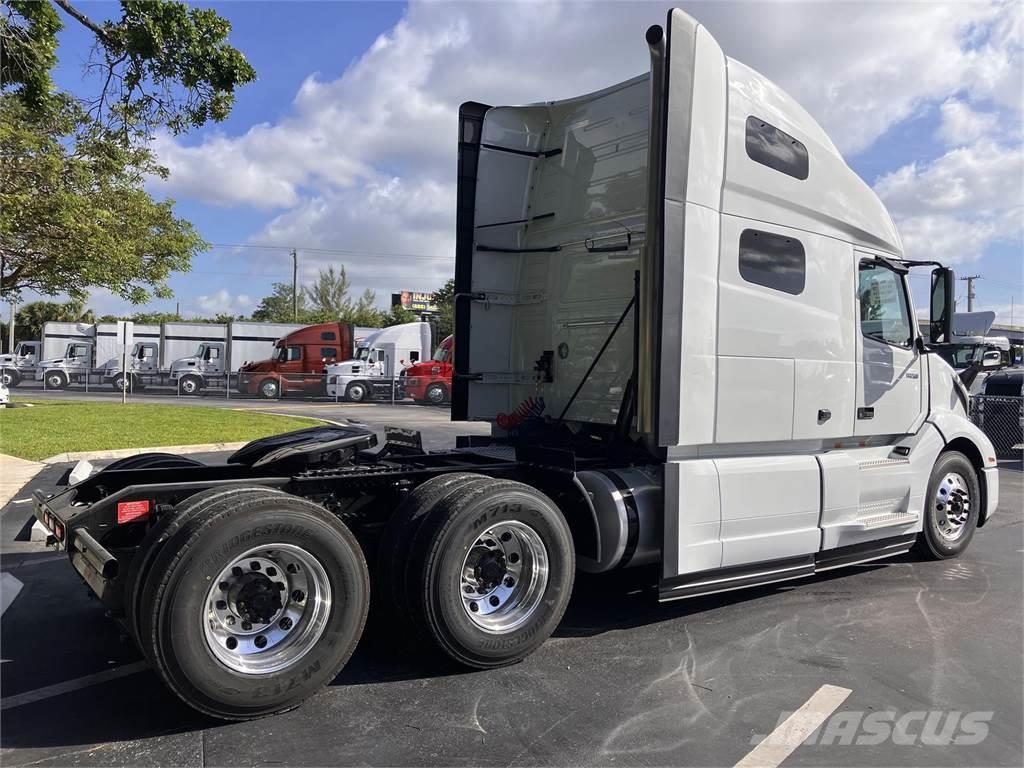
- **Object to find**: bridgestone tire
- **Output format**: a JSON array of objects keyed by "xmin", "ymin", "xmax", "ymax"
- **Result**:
[
  {"xmin": 123, "ymin": 486, "xmax": 288, "ymax": 650},
  {"xmin": 138, "ymin": 491, "xmax": 370, "ymax": 720},
  {"xmin": 376, "ymin": 473, "xmax": 491, "ymax": 620},
  {"xmin": 406, "ymin": 479, "xmax": 574, "ymax": 668},
  {"xmin": 914, "ymin": 451, "xmax": 980, "ymax": 560}
]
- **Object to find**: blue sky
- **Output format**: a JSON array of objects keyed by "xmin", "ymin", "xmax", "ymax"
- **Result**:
[{"xmin": 44, "ymin": 1, "xmax": 1023, "ymax": 323}]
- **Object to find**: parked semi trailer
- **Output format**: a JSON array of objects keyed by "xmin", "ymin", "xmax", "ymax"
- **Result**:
[{"xmin": 34, "ymin": 9, "xmax": 999, "ymax": 721}]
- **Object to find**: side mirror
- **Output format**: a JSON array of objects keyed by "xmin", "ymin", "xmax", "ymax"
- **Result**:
[
  {"xmin": 982, "ymin": 355, "xmax": 1000, "ymax": 369},
  {"xmin": 929, "ymin": 267, "xmax": 955, "ymax": 344}
]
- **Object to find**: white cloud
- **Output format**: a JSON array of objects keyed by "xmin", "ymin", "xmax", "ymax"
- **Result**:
[
  {"xmin": 147, "ymin": 0, "xmax": 1024, "ymax": 300},
  {"xmin": 936, "ymin": 99, "xmax": 1000, "ymax": 146},
  {"xmin": 192, "ymin": 289, "xmax": 255, "ymax": 317},
  {"xmin": 874, "ymin": 139, "xmax": 1023, "ymax": 264}
]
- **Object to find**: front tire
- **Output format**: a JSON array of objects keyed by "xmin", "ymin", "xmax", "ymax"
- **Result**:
[
  {"xmin": 345, "ymin": 381, "xmax": 369, "ymax": 403},
  {"xmin": 425, "ymin": 382, "xmax": 448, "ymax": 405},
  {"xmin": 258, "ymin": 378, "xmax": 280, "ymax": 399},
  {"xmin": 406, "ymin": 479, "xmax": 574, "ymax": 668},
  {"xmin": 178, "ymin": 374, "xmax": 202, "ymax": 396},
  {"xmin": 44, "ymin": 371, "xmax": 67, "ymax": 390},
  {"xmin": 915, "ymin": 451, "xmax": 980, "ymax": 559},
  {"xmin": 138, "ymin": 491, "xmax": 370, "ymax": 720}
]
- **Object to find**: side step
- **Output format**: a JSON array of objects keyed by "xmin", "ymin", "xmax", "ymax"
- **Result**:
[{"xmin": 659, "ymin": 533, "xmax": 917, "ymax": 601}]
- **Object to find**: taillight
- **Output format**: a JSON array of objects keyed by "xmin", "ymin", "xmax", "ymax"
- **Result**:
[
  {"xmin": 117, "ymin": 499, "xmax": 151, "ymax": 524},
  {"xmin": 53, "ymin": 521, "xmax": 64, "ymax": 541}
]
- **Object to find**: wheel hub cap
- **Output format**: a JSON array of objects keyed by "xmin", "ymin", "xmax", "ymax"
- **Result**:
[
  {"xmin": 459, "ymin": 521, "xmax": 549, "ymax": 633},
  {"xmin": 202, "ymin": 544, "xmax": 332, "ymax": 674},
  {"xmin": 934, "ymin": 472, "xmax": 971, "ymax": 541}
]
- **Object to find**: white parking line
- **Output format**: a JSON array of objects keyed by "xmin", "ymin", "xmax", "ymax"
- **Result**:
[
  {"xmin": 0, "ymin": 661, "xmax": 148, "ymax": 711},
  {"xmin": 1, "ymin": 572, "xmax": 23, "ymax": 616},
  {"xmin": 734, "ymin": 684, "xmax": 852, "ymax": 768}
]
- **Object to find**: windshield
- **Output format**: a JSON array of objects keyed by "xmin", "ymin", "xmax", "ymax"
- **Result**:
[
  {"xmin": 15, "ymin": 343, "xmax": 29, "ymax": 357},
  {"xmin": 356, "ymin": 347, "xmax": 372, "ymax": 361},
  {"xmin": 433, "ymin": 344, "xmax": 451, "ymax": 363},
  {"xmin": 194, "ymin": 344, "xmax": 205, "ymax": 357}
]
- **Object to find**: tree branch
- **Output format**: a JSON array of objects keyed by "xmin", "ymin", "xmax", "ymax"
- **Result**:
[{"xmin": 51, "ymin": 0, "xmax": 111, "ymax": 43}]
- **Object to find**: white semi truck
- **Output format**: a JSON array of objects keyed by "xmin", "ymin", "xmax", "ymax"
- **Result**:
[
  {"xmin": 325, "ymin": 321, "xmax": 432, "ymax": 401},
  {"xmin": 34, "ymin": 9, "xmax": 998, "ymax": 721},
  {"xmin": 0, "ymin": 340, "xmax": 41, "ymax": 386}
]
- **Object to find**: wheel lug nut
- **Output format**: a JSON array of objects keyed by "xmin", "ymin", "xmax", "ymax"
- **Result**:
[
  {"xmin": 232, "ymin": 567, "xmax": 243, "ymax": 578},
  {"xmin": 508, "ymin": 553, "xmax": 520, "ymax": 564},
  {"xmin": 266, "ymin": 567, "xmax": 277, "ymax": 577},
  {"xmin": 504, "ymin": 577, "xmax": 515, "ymax": 587},
  {"xmin": 225, "ymin": 637, "xmax": 238, "ymax": 650},
  {"xmin": 500, "ymin": 532, "xmax": 512, "ymax": 542},
  {"xmin": 489, "ymin": 596, "xmax": 500, "ymax": 607},
  {"xmin": 469, "ymin": 602, "xmax": 479, "ymax": 612},
  {"xmin": 254, "ymin": 635, "xmax": 267, "ymax": 649},
  {"xmin": 216, "ymin": 600, "xmax": 227, "ymax": 610},
  {"xmin": 250, "ymin": 561, "xmax": 261, "ymax": 571},
  {"xmin": 279, "ymin": 617, "xmax": 292, "ymax": 630},
  {"xmin": 241, "ymin": 620, "xmax": 252, "ymax": 631},
  {"xmin": 291, "ymin": 590, "xmax": 305, "ymax": 603},
  {"xmin": 219, "ymin": 581, "xmax": 230, "ymax": 592}
]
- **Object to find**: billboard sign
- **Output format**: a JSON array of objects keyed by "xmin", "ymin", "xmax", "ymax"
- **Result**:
[{"xmin": 393, "ymin": 291, "xmax": 438, "ymax": 313}]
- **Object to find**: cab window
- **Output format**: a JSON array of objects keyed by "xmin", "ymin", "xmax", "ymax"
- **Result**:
[
  {"xmin": 320, "ymin": 347, "xmax": 337, "ymax": 359},
  {"xmin": 204, "ymin": 346, "xmax": 221, "ymax": 360},
  {"xmin": 859, "ymin": 262, "xmax": 913, "ymax": 347}
]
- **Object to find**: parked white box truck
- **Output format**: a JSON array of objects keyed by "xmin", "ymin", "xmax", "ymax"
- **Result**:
[{"xmin": 35, "ymin": 9, "xmax": 998, "ymax": 721}]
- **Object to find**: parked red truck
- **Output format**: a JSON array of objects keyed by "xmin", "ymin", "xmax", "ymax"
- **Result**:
[
  {"xmin": 236, "ymin": 321, "xmax": 354, "ymax": 398},
  {"xmin": 401, "ymin": 335, "xmax": 453, "ymax": 404}
]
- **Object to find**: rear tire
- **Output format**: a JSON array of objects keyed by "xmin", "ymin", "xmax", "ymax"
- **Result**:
[
  {"xmin": 138, "ymin": 491, "xmax": 369, "ymax": 719},
  {"xmin": 914, "ymin": 451, "xmax": 979, "ymax": 559},
  {"xmin": 406, "ymin": 479, "xmax": 574, "ymax": 668}
]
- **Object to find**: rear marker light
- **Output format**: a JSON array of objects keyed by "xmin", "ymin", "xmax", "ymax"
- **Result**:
[
  {"xmin": 117, "ymin": 500, "xmax": 151, "ymax": 524},
  {"xmin": 53, "ymin": 522, "xmax": 64, "ymax": 541}
]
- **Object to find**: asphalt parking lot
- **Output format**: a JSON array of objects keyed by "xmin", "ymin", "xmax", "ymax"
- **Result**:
[{"xmin": 0, "ymin": 411, "xmax": 1021, "ymax": 767}]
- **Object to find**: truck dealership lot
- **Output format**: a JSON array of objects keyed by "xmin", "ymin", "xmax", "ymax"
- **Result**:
[{"xmin": 1, "ymin": 414, "xmax": 1020, "ymax": 767}]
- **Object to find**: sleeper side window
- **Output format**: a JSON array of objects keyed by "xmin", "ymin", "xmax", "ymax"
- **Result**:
[
  {"xmin": 745, "ymin": 116, "xmax": 809, "ymax": 180},
  {"xmin": 858, "ymin": 262, "xmax": 913, "ymax": 347},
  {"xmin": 320, "ymin": 331, "xmax": 336, "ymax": 341},
  {"xmin": 738, "ymin": 229, "xmax": 805, "ymax": 295}
]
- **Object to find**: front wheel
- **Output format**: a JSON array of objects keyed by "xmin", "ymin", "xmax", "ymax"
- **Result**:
[
  {"xmin": 345, "ymin": 381, "xmax": 368, "ymax": 403},
  {"xmin": 178, "ymin": 374, "xmax": 202, "ymax": 396},
  {"xmin": 425, "ymin": 382, "xmax": 448, "ymax": 405},
  {"xmin": 0, "ymin": 369, "xmax": 19, "ymax": 387},
  {"xmin": 44, "ymin": 371, "xmax": 67, "ymax": 390},
  {"xmin": 258, "ymin": 378, "xmax": 280, "ymax": 399},
  {"xmin": 406, "ymin": 478, "xmax": 574, "ymax": 668},
  {"xmin": 915, "ymin": 451, "xmax": 980, "ymax": 559},
  {"xmin": 138, "ymin": 491, "xmax": 370, "ymax": 720}
]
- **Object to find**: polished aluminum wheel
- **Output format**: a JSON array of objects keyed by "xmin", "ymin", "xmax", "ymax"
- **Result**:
[
  {"xmin": 459, "ymin": 520, "xmax": 548, "ymax": 633},
  {"xmin": 935, "ymin": 472, "xmax": 971, "ymax": 541},
  {"xmin": 202, "ymin": 543, "xmax": 332, "ymax": 674}
]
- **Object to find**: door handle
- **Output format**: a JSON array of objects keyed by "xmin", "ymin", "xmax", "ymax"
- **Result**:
[
  {"xmin": 817, "ymin": 408, "xmax": 832, "ymax": 423},
  {"xmin": 857, "ymin": 407, "xmax": 874, "ymax": 420}
]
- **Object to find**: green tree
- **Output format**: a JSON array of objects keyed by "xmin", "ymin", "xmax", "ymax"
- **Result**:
[
  {"xmin": 0, "ymin": 94, "xmax": 205, "ymax": 302},
  {"xmin": 251, "ymin": 281, "xmax": 311, "ymax": 323},
  {"xmin": 382, "ymin": 304, "xmax": 417, "ymax": 327},
  {"xmin": 2, "ymin": 0, "xmax": 256, "ymax": 137},
  {"xmin": 432, "ymin": 279, "xmax": 455, "ymax": 340},
  {"xmin": 304, "ymin": 266, "xmax": 352, "ymax": 318}
]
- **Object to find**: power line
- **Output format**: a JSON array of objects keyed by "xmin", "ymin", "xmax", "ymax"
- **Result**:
[{"xmin": 207, "ymin": 243, "xmax": 454, "ymax": 262}]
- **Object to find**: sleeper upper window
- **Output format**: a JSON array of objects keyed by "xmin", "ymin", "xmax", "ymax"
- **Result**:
[
  {"xmin": 745, "ymin": 116, "xmax": 809, "ymax": 180},
  {"xmin": 859, "ymin": 262, "xmax": 913, "ymax": 347},
  {"xmin": 738, "ymin": 229, "xmax": 805, "ymax": 295}
]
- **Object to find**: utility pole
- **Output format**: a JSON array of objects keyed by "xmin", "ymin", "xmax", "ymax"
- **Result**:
[
  {"xmin": 7, "ymin": 299, "xmax": 14, "ymax": 354},
  {"xmin": 959, "ymin": 274, "xmax": 981, "ymax": 312},
  {"xmin": 291, "ymin": 249, "xmax": 299, "ymax": 322}
]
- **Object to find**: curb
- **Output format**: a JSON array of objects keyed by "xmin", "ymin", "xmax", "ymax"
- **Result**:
[{"xmin": 41, "ymin": 442, "xmax": 249, "ymax": 465}]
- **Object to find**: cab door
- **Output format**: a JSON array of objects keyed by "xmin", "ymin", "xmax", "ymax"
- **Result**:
[{"xmin": 855, "ymin": 257, "xmax": 924, "ymax": 436}]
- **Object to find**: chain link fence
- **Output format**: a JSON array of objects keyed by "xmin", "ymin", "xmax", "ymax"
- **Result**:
[{"xmin": 969, "ymin": 395, "xmax": 1023, "ymax": 459}]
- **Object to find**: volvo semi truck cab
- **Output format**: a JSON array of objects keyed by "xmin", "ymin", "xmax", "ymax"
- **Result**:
[
  {"xmin": 325, "ymin": 321, "xmax": 432, "ymax": 401},
  {"xmin": 33, "ymin": 8, "xmax": 997, "ymax": 721},
  {"xmin": 0, "ymin": 340, "xmax": 41, "ymax": 386}
]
